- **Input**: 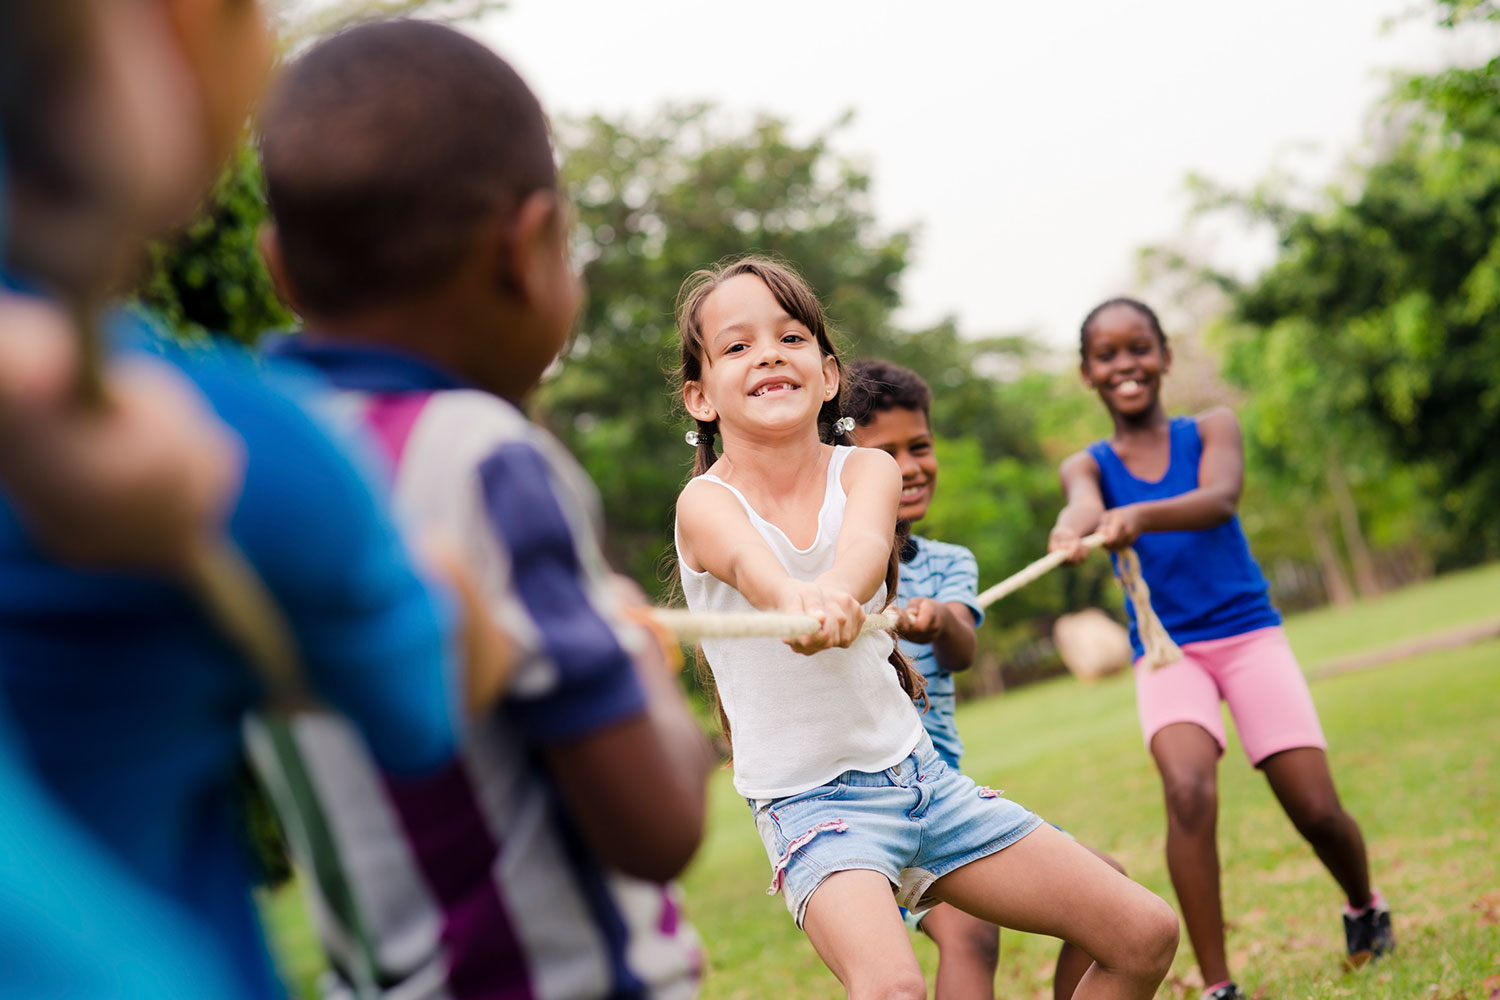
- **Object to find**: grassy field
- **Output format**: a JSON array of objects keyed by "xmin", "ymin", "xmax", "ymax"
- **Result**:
[
  {"xmin": 263, "ymin": 569, "xmax": 1500, "ymax": 999},
  {"xmin": 1277, "ymin": 560, "xmax": 1500, "ymax": 670}
]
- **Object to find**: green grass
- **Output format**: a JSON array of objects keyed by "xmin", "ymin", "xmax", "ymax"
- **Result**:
[
  {"xmin": 1277, "ymin": 561, "xmax": 1500, "ymax": 670},
  {"xmin": 683, "ymin": 641, "xmax": 1499, "ymax": 1000},
  {"xmin": 262, "ymin": 568, "xmax": 1500, "ymax": 998}
]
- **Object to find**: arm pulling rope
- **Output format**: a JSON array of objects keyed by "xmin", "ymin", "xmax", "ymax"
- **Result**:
[{"xmin": 648, "ymin": 532, "xmax": 1183, "ymax": 671}]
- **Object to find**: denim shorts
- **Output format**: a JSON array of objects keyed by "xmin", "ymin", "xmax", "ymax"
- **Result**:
[{"xmin": 748, "ymin": 737, "xmax": 1043, "ymax": 928}]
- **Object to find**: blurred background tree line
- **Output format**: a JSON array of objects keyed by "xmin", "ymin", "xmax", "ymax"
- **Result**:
[{"xmin": 145, "ymin": 0, "xmax": 1500, "ymax": 697}]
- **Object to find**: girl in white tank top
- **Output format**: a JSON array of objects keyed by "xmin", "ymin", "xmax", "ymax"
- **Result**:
[
  {"xmin": 671, "ymin": 258, "xmax": 1178, "ymax": 999},
  {"xmin": 678, "ymin": 443, "xmax": 924, "ymax": 799}
]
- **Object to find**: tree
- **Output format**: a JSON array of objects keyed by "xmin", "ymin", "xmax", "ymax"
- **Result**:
[
  {"xmin": 1138, "ymin": 1, "xmax": 1500, "ymax": 576},
  {"xmin": 138, "ymin": 147, "xmax": 289, "ymax": 344}
]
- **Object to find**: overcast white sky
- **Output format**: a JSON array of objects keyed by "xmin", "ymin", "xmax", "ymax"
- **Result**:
[{"xmin": 469, "ymin": 1, "xmax": 1476, "ymax": 349}]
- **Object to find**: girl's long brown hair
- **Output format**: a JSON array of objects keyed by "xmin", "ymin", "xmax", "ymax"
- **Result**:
[{"xmin": 673, "ymin": 256, "xmax": 925, "ymax": 745}]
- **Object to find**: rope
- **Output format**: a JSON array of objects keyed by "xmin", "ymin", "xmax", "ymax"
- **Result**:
[
  {"xmin": 1114, "ymin": 546, "xmax": 1183, "ymax": 671},
  {"xmin": 647, "ymin": 608, "xmax": 899, "ymax": 645},
  {"xmin": 647, "ymin": 531, "xmax": 1183, "ymax": 671},
  {"xmin": 973, "ymin": 533, "xmax": 1107, "ymax": 608}
]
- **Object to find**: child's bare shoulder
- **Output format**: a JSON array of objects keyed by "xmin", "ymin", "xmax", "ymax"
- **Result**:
[
  {"xmin": 677, "ymin": 472, "xmax": 741, "ymax": 512},
  {"xmin": 1058, "ymin": 448, "xmax": 1100, "ymax": 478},
  {"xmin": 1192, "ymin": 406, "xmax": 1241, "ymax": 440},
  {"xmin": 842, "ymin": 445, "xmax": 900, "ymax": 482}
]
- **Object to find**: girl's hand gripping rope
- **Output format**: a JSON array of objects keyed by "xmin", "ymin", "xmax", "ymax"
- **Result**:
[
  {"xmin": 1096, "ymin": 506, "xmax": 1146, "ymax": 551},
  {"xmin": 1047, "ymin": 525, "xmax": 1095, "ymax": 565},
  {"xmin": 777, "ymin": 578, "xmax": 863, "ymax": 654}
]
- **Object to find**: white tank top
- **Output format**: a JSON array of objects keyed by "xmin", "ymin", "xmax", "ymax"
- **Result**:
[{"xmin": 677, "ymin": 445, "xmax": 926, "ymax": 799}]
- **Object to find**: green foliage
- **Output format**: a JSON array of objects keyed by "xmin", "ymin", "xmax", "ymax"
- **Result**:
[
  {"xmin": 1431, "ymin": 0, "xmax": 1500, "ymax": 25},
  {"xmin": 138, "ymin": 144, "xmax": 289, "ymax": 344},
  {"xmin": 1146, "ymin": 0, "xmax": 1500, "ymax": 577},
  {"xmin": 1224, "ymin": 85, "xmax": 1500, "ymax": 561}
]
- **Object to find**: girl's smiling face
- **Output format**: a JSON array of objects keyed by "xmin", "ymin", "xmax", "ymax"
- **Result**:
[
  {"xmin": 683, "ymin": 274, "xmax": 838, "ymax": 439},
  {"xmin": 1081, "ymin": 303, "xmax": 1171, "ymax": 418}
]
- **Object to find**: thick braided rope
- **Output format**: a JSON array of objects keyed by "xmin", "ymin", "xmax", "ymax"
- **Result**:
[
  {"xmin": 648, "ymin": 531, "xmax": 1183, "ymax": 670},
  {"xmin": 1114, "ymin": 546, "xmax": 1183, "ymax": 670}
]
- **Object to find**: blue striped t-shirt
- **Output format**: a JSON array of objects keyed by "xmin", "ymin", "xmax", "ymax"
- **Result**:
[{"xmin": 897, "ymin": 536, "xmax": 984, "ymax": 769}]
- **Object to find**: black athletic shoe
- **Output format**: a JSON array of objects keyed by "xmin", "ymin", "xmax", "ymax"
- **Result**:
[
  {"xmin": 1343, "ymin": 891, "xmax": 1395, "ymax": 968},
  {"xmin": 1203, "ymin": 983, "xmax": 1246, "ymax": 1000}
]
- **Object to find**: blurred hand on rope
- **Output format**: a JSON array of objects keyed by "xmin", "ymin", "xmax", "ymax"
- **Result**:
[
  {"xmin": 1096, "ymin": 506, "xmax": 1146, "ymax": 551},
  {"xmin": 1047, "ymin": 524, "xmax": 1095, "ymax": 564},
  {"xmin": 0, "ymin": 295, "xmax": 242, "ymax": 574}
]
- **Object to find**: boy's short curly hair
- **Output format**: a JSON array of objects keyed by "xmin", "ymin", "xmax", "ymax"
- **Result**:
[
  {"xmin": 844, "ymin": 359, "xmax": 932, "ymax": 427},
  {"xmin": 259, "ymin": 19, "xmax": 556, "ymax": 317}
]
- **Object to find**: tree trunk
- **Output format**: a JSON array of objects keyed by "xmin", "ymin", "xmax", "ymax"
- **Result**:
[
  {"xmin": 1325, "ymin": 454, "xmax": 1382, "ymax": 598},
  {"xmin": 1309, "ymin": 511, "xmax": 1355, "ymax": 608}
]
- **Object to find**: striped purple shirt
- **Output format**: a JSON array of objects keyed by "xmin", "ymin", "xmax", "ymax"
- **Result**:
[{"xmin": 249, "ymin": 342, "xmax": 701, "ymax": 1000}]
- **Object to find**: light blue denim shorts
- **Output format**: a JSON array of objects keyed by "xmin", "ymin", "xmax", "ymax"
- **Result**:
[{"xmin": 748, "ymin": 736, "xmax": 1043, "ymax": 928}]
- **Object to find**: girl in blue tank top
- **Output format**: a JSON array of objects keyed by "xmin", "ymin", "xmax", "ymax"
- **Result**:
[{"xmin": 1049, "ymin": 298, "xmax": 1392, "ymax": 1000}]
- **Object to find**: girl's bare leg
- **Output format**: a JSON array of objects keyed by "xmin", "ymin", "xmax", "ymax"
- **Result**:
[
  {"xmin": 1260, "ymin": 747, "xmax": 1372, "ymax": 907},
  {"xmin": 920, "ymin": 902, "xmax": 1000, "ymax": 1000},
  {"xmin": 930, "ymin": 825, "xmax": 1178, "ymax": 1000},
  {"xmin": 802, "ymin": 869, "xmax": 927, "ymax": 1000},
  {"xmin": 1150, "ymin": 722, "xmax": 1229, "ymax": 986},
  {"xmin": 1053, "ymin": 845, "xmax": 1128, "ymax": 1000}
]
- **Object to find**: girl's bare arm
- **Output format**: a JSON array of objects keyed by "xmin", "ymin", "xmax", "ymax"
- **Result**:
[
  {"xmin": 675, "ymin": 478, "xmax": 794, "ymax": 610},
  {"xmin": 1050, "ymin": 450, "xmax": 1106, "ymax": 562},
  {"xmin": 817, "ymin": 447, "xmax": 901, "ymax": 603}
]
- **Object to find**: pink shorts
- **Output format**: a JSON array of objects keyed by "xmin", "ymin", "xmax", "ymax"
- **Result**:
[{"xmin": 1135, "ymin": 625, "xmax": 1326, "ymax": 766}]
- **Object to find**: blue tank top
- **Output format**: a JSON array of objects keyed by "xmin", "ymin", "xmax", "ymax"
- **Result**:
[{"xmin": 1087, "ymin": 416, "xmax": 1280, "ymax": 658}]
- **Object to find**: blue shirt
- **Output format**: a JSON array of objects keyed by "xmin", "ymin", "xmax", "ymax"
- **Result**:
[
  {"xmin": 0, "ymin": 288, "xmax": 462, "ymax": 997},
  {"xmin": 0, "ymin": 709, "xmax": 246, "ymax": 1000},
  {"xmin": 897, "ymin": 535, "xmax": 984, "ymax": 769},
  {"xmin": 1087, "ymin": 415, "xmax": 1281, "ymax": 659}
]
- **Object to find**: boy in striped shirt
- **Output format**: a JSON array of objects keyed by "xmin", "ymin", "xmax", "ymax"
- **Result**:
[
  {"xmin": 847, "ymin": 359, "xmax": 1116, "ymax": 1000},
  {"xmin": 250, "ymin": 21, "xmax": 712, "ymax": 1000}
]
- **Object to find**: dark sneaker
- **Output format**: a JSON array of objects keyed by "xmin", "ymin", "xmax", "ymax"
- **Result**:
[
  {"xmin": 1203, "ymin": 983, "xmax": 1246, "ymax": 1000},
  {"xmin": 1343, "ymin": 891, "xmax": 1395, "ymax": 968}
]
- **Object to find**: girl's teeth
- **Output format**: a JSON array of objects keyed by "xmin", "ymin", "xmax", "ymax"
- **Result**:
[{"xmin": 1119, "ymin": 380, "xmax": 1140, "ymax": 393}]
